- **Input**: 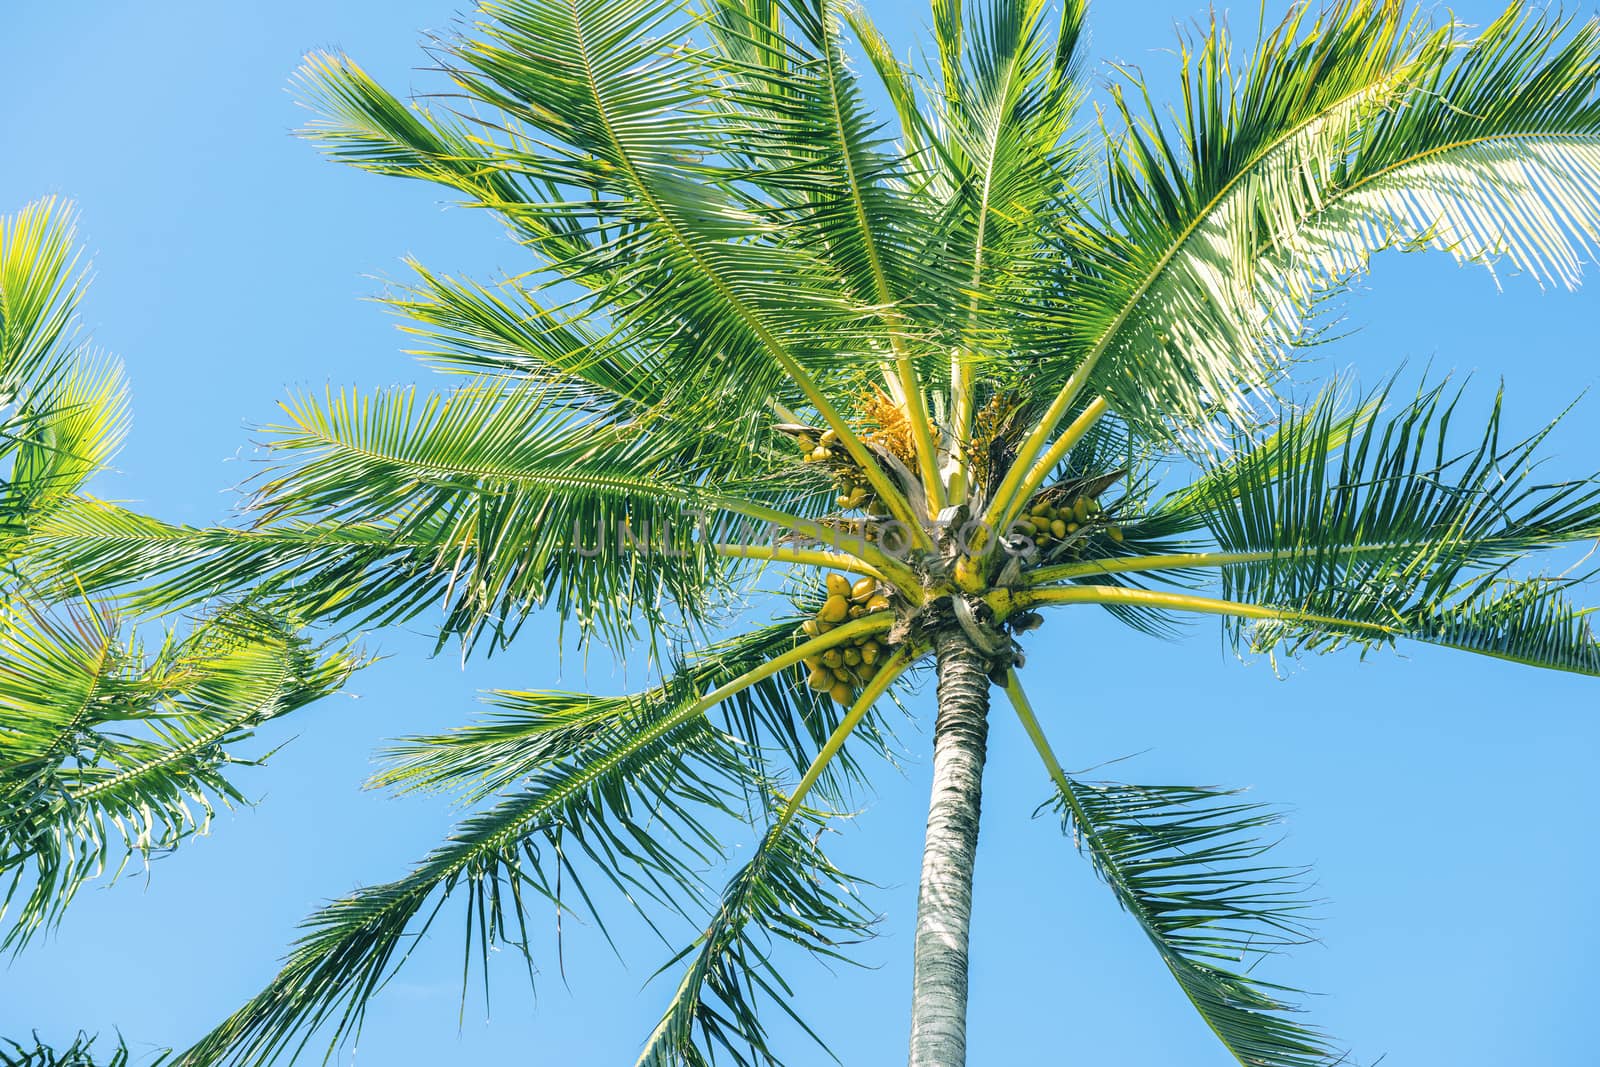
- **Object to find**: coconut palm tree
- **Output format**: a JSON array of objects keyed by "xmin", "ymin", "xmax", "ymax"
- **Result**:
[
  {"xmin": 13, "ymin": 1, "xmax": 1600, "ymax": 1064},
  {"xmin": 0, "ymin": 199, "xmax": 358, "ymax": 959}
]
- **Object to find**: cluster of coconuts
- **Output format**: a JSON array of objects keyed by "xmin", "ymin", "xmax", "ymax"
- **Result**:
[
  {"xmin": 795, "ymin": 429, "xmax": 878, "ymax": 512},
  {"xmin": 1015, "ymin": 495, "xmax": 1123, "ymax": 551},
  {"xmin": 799, "ymin": 573, "xmax": 893, "ymax": 704}
]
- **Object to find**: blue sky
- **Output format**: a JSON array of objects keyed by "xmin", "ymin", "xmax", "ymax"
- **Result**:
[{"xmin": 2, "ymin": 2, "xmax": 1597, "ymax": 1065}]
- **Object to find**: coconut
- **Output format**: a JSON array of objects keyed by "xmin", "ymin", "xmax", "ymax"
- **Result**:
[
  {"xmin": 829, "ymin": 682, "xmax": 852, "ymax": 705},
  {"xmin": 807, "ymin": 667, "xmax": 833, "ymax": 691},
  {"xmin": 819, "ymin": 594, "xmax": 849, "ymax": 623}
]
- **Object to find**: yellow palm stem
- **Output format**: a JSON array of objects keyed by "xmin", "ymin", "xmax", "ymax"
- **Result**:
[
  {"xmin": 895, "ymin": 348, "xmax": 947, "ymax": 514},
  {"xmin": 950, "ymin": 354, "xmax": 973, "ymax": 505},
  {"xmin": 986, "ymin": 361, "xmax": 1100, "ymax": 531},
  {"xmin": 771, "ymin": 400, "xmax": 803, "ymax": 424},
  {"xmin": 713, "ymin": 543, "xmax": 884, "ymax": 580},
  {"xmin": 719, "ymin": 498, "xmax": 921, "ymax": 595},
  {"xmin": 1000, "ymin": 671, "xmax": 1074, "ymax": 802},
  {"xmin": 1029, "ymin": 550, "xmax": 1280, "ymax": 585},
  {"xmin": 773, "ymin": 647, "xmax": 916, "ymax": 835},
  {"xmin": 1014, "ymin": 585, "xmax": 1394, "ymax": 637}
]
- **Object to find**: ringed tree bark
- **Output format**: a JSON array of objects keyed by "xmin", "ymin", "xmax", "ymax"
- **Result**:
[{"xmin": 909, "ymin": 630, "xmax": 993, "ymax": 1067}]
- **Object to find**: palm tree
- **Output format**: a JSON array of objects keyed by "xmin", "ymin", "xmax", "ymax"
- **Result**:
[
  {"xmin": 0, "ymin": 199, "xmax": 357, "ymax": 959},
  {"xmin": 12, "ymin": 1, "xmax": 1600, "ymax": 1064}
]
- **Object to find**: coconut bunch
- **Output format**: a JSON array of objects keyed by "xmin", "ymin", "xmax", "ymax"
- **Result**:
[
  {"xmin": 799, "ymin": 573, "xmax": 893, "ymax": 704},
  {"xmin": 967, "ymin": 389, "xmax": 1025, "ymax": 494},
  {"xmin": 788, "ymin": 427, "xmax": 879, "ymax": 512},
  {"xmin": 1015, "ymin": 494, "xmax": 1123, "ymax": 557}
]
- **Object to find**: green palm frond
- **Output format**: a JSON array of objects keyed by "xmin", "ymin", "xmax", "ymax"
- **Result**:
[
  {"xmin": 1126, "ymin": 378, "xmax": 1600, "ymax": 671},
  {"xmin": 384, "ymin": 263, "xmax": 683, "ymax": 412},
  {"xmin": 0, "ymin": 605, "xmax": 357, "ymax": 950},
  {"xmin": 375, "ymin": 607, "xmax": 900, "ymax": 813},
  {"xmin": 1033, "ymin": 372, "xmax": 1600, "ymax": 663},
  {"xmin": 0, "ymin": 1031, "xmax": 162, "ymax": 1067},
  {"xmin": 252, "ymin": 378, "xmax": 780, "ymax": 651},
  {"xmin": 18, "ymin": 495, "xmax": 721, "ymax": 648},
  {"xmin": 1006, "ymin": 676, "xmax": 1330, "ymax": 1067},
  {"xmin": 1, "ymin": 199, "xmax": 128, "ymax": 550},
  {"xmin": 934, "ymin": 0, "xmax": 1087, "ymax": 341},
  {"xmin": 1043, "ymin": 777, "xmax": 1330, "ymax": 1067},
  {"xmin": 300, "ymin": 0, "xmax": 869, "ymax": 412},
  {"xmin": 177, "ymin": 618, "xmax": 891, "ymax": 1067},
  {"xmin": 3, "ymin": 355, "xmax": 130, "ymax": 526},
  {"xmin": 710, "ymin": 0, "xmax": 942, "ymax": 316},
  {"xmin": 1186, "ymin": 377, "xmax": 1597, "ymax": 594},
  {"xmin": 12, "ymin": 497, "xmax": 436, "ymax": 617},
  {"xmin": 1054, "ymin": 0, "xmax": 1600, "ymax": 441},
  {"xmin": 0, "ymin": 198, "xmax": 84, "ymax": 400},
  {"xmin": 638, "ymin": 641, "xmax": 912, "ymax": 1067},
  {"xmin": 1250, "ymin": 568, "xmax": 1600, "ymax": 674},
  {"xmin": 178, "ymin": 705, "xmax": 741, "ymax": 1066},
  {"xmin": 636, "ymin": 804, "xmax": 874, "ymax": 1067}
]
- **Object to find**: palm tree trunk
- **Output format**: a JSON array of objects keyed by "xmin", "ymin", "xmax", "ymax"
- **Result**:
[{"xmin": 907, "ymin": 627, "xmax": 991, "ymax": 1067}]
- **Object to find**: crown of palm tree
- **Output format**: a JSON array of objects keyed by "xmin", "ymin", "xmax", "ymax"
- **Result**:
[{"xmin": 8, "ymin": 2, "xmax": 1600, "ymax": 1066}]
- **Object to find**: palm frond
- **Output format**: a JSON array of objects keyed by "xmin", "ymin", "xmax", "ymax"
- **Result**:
[
  {"xmin": 635, "ymin": 805, "xmax": 873, "ymax": 1067},
  {"xmin": 375, "ymin": 607, "xmax": 897, "ymax": 811},
  {"xmin": 1004, "ymin": 677, "xmax": 1332, "ymax": 1067},
  {"xmin": 1055, "ymin": 0, "xmax": 1600, "ymax": 441},
  {"xmin": 1042, "ymin": 776, "xmax": 1333, "ymax": 1067},
  {"xmin": 177, "ymin": 618, "xmax": 890, "ymax": 1067},
  {"xmin": 0, "ymin": 1031, "xmax": 162, "ymax": 1067},
  {"xmin": 252, "ymin": 378, "xmax": 777, "ymax": 652},
  {"xmin": 2, "ymin": 355, "xmax": 130, "ymax": 526},
  {"xmin": 637, "ymin": 640, "xmax": 912, "ymax": 1067},
  {"xmin": 0, "ymin": 606, "xmax": 356, "ymax": 950},
  {"xmin": 1252, "ymin": 570, "xmax": 1600, "ymax": 675},
  {"xmin": 0, "ymin": 198, "xmax": 84, "ymax": 400},
  {"xmin": 1142, "ymin": 377, "xmax": 1600, "ymax": 671},
  {"xmin": 301, "ymin": 1, "xmax": 866, "ymax": 407},
  {"xmin": 937, "ymin": 0, "xmax": 1087, "ymax": 335},
  {"xmin": 385, "ymin": 263, "xmax": 678, "ymax": 411},
  {"xmin": 1180, "ymin": 376, "xmax": 1594, "ymax": 584}
]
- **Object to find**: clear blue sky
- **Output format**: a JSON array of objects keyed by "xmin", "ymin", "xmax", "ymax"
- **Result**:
[{"xmin": 2, "ymin": 2, "xmax": 1597, "ymax": 1065}]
